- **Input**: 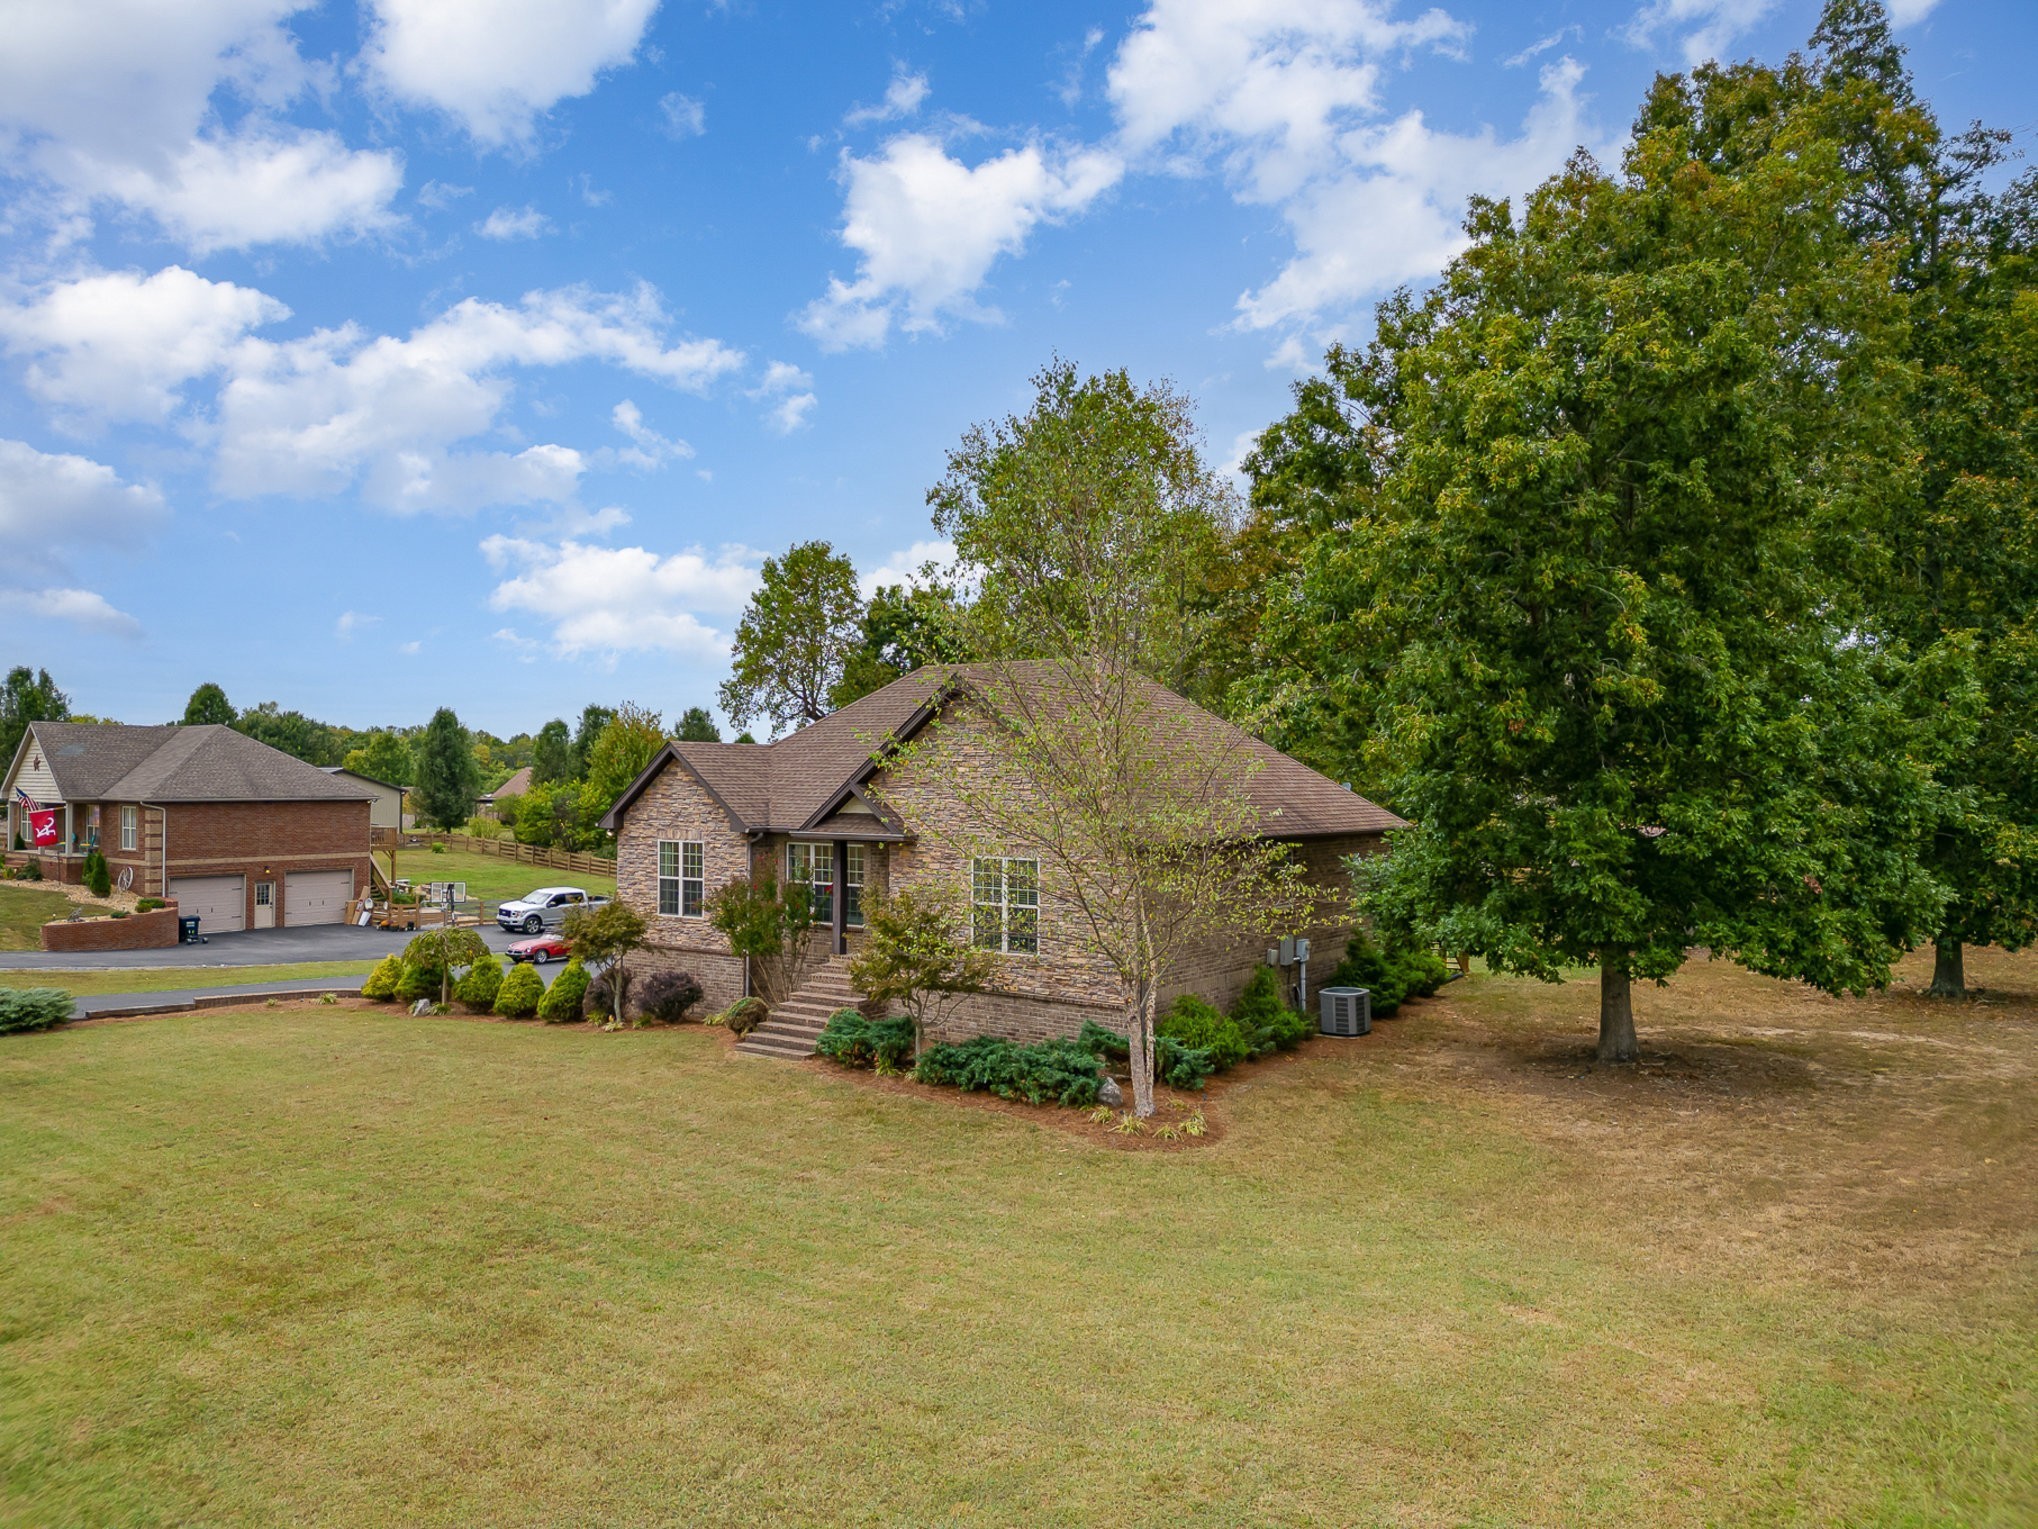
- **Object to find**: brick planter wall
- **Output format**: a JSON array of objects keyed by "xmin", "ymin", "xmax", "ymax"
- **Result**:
[{"xmin": 41, "ymin": 902, "xmax": 180, "ymax": 952}]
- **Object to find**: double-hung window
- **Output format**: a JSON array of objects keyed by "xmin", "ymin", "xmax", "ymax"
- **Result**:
[
  {"xmin": 119, "ymin": 805, "xmax": 137, "ymax": 852},
  {"xmin": 844, "ymin": 844, "xmax": 866, "ymax": 928},
  {"xmin": 971, "ymin": 856, "xmax": 1039, "ymax": 954},
  {"xmin": 787, "ymin": 842, "xmax": 834, "ymax": 922},
  {"xmin": 658, "ymin": 839, "xmax": 704, "ymax": 917}
]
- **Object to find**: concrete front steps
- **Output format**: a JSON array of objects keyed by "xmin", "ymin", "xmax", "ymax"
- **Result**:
[{"xmin": 735, "ymin": 956, "xmax": 867, "ymax": 1059}]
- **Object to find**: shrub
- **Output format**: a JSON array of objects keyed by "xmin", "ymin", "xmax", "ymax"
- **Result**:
[
  {"xmin": 719, "ymin": 996, "xmax": 767, "ymax": 1035},
  {"xmin": 430, "ymin": 841, "xmax": 445, "ymax": 854},
  {"xmin": 0, "ymin": 988, "xmax": 71, "ymax": 1034},
  {"xmin": 1077, "ymin": 1019, "xmax": 1130, "ymax": 1060},
  {"xmin": 538, "ymin": 959, "xmax": 591, "ymax": 1023},
  {"xmin": 914, "ymin": 1035, "xmax": 1104, "ymax": 1108},
  {"xmin": 816, "ymin": 1009, "xmax": 916, "ymax": 1071},
  {"xmin": 1157, "ymin": 1036, "xmax": 1216, "ymax": 1090},
  {"xmin": 1234, "ymin": 965, "xmax": 1311, "ymax": 1052},
  {"xmin": 1326, "ymin": 929, "xmax": 1450, "ymax": 1017},
  {"xmin": 396, "ymin": 958, "xmax": 443, "ymax": 1003},
  {"xmin": 135, "ymin": 897, "xmax": 166, "ymax": 913},
  {"xmin": 83, "ymin": 847, "xmax": 111, "ymax": 899},
  {"xmin": 110, "ymin": 909, "xmax": 128, "ymax": 919},
  {"xmin": 493, "ymin": 961, "xmax": 545, "ymax": 1018},
  {"xmin": 19, "ymin": 860, "xmax": 40, "ymax": 881},
  {"xmin": 455, "ymin": 957, "xmax": 504, "ymax": 1012},
  {"xmin": 638, "ymin": 969, "xmax": 705, "ymax": 1024},
  {"xmin": 360, "ymin": 955, "xmax": 403, "ymax": 1001},
  {"xmin": 463, "ymin": 816, "xmax": 504, "ymax": 840},
  {"xmin": 1157, "ymin": 995, "xmax": 1253, "ymax": 1071}
]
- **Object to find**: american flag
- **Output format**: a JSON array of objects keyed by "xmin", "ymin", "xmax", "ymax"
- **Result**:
[{"xmin": 15, "ymin": 786, "xmax": 42, "ymax": 813}]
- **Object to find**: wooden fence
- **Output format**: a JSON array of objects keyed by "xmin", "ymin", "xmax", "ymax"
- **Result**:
[{"xmin": 371, "ymin": 827, "xmax": 616, "ymax": 880}]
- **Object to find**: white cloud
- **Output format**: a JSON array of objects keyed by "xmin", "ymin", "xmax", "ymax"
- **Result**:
[
  {"xmin": 0, "ymin": 587, "xmax": 143, "ymax": 638},
  {"xmin": 1625, "ymin": 0, "xmax": 1775, "ymax": 66},
  {"xmin": 799, "ymin": 134, "xmax": 1123, "ymax": 348},
  {"xmin": 212, "ymin": 284, "xmax": 744, "ymax": 511},
  {"xmin": 659, "ymin": 92, "xmax": 706, "ymax": 138},
  {"xmin": 1235, "ymin": 58, "xmax": 1597, "ymax": 332},
  {"xmin": 1886, "ymin": 0, "xmax": 1943, "ymax": 21},
  {"xmin": 335, "ymin": 610, "xmax": 380, "ymax": 640},
  {"xmin": 0, "ymin": 441, "xmax": 167, "ymax": 563},
  {"xmin": 611, "ymin": 399, "xmax": 693, "ymax": 466},
  {"xmin": 417, "ymin": 179, "xmax": 474, "ymax": 210},
  {"xmin": 1, "ymin": 266, "xmax": 287, "ymax": 424},
  {"xmin": 365, "ymin": 0, "xmax": 663, "ymax": 145},
  {"xmin": 478, "ymin": 204, "xmax": 555, "ymax": 240},
  {"xmin": 0, "ymin": 0, "xmax": 402, "ymax": 251},
  {"xmin": 481, "ymin": 535, "xmax": 759, "ymax": 656},
  {"xmin": 858, "ymin": 538, "xmax": 956, "ymax": 599},
  {"xmin": 845, "ymin": 68, "xmax": 930, "ymax": 128},
  {"xmin": 750, "ymin": 360, "xmax": 816, "ymax": 434}
]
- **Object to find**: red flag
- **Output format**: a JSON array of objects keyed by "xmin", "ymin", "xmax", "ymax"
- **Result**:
[{"xmin": 28, "ymin": 810, "xmax": 58, "ymax": 847}]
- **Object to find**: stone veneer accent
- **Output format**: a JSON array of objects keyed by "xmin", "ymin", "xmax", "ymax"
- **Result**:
[{"xmin": 614, "ymin": 758, "xmax": 757, "ymax": 1013}]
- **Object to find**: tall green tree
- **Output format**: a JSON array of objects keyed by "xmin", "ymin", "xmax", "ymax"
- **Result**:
[
  {"xmin": 1808, "ymin": 0, "xmax": 2038, "ymax": 996},
  {"xmin": 584, "ymin": 703, "xmax": 666, "ymax": 805},
  {"xmin": 571, "ymin": 704, "xmax": 615, "ymax": 778},
  {"xmin": 719, "ymin": 540, "xmax": 864, "ymax": 733},
  {"xmin": 233, "ymin": 702, "xmax": 343, "ymax": 765},
  {"xmin": 412, "ymin": 708, "xmax": 482, "ymax": 829},
  {"xmin": 180, "ymin": 682, "xmax": 234, "ymax": 727},
  {"xmin": 531, "ymin": 719, "xmax": 574, "ymax": 785},
  {"xmin": 0, "ymin": 667, "xmax": 68, "ymax": 767},
  {"xmin": 1268, "ymin": 53, "xmax": 1948, "ymax": 1062},
  {"xmin": 343, "ymin": 729, "xmax": 414, "ymax": 787},
  {"xmin": 929, "ymin": 359, "xmax": 1238, "ymax": 704},
  {"xmin": 675, "ymin": 706, "xmax": 721, "ymax": 743},
  {"xmin": 828, "ymin": 581, "xmax": 969, "ymax": 709}
]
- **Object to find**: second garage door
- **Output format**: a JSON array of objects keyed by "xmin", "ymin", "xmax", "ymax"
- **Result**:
[
  {"xmin": 284, "ymin": 869, "xmax": 354, "ymax": 926},
  {"xmin": 169, "ymin": 874, "xmax": 245, "ymax": 934}
]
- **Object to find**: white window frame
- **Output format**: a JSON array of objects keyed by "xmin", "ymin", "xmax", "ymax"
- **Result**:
[
  {"xmin": 787, "ymin": 842, "xmax": 835, "ymax": 922},
  {"xmin": 971, "ymin": 856, "xmax": 1039, "ymax": 955},
  {"xmin": 119, "ymin": 805, "xmax": 137, "ymax": 852},
  {"xmin": 658, "ymin": 839, "xmax": 705, "ymax": 918}
]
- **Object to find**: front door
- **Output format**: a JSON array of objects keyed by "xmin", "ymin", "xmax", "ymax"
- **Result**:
[{"xmin": 253, "ymin": 880, "xmax": 276, "ymax": 929}]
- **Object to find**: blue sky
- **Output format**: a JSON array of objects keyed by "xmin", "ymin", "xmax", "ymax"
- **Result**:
[{"xmin": 2, "ymin": 0, "xmax": 2030, "ymax": 737}]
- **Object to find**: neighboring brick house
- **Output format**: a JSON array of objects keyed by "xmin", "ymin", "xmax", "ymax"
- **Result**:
[
  {"xmin": 2, "ymin": 722, "xmax": 374, "ymax": 933},
  {"xmin": 602, "ymin": 664, "xmax": 1404, "ymax": 1045}
]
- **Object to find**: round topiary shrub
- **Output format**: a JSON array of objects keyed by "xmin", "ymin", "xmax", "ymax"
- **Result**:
[
  {"xmin": 537, "ymin": 958, "xmax": 590, "ymax": 1023},
  {"xmin": 638, "ymin": 969, "xmax": 704, "ymax": 1024},
  {"xmin": 396, "ymin": 958, "xmax": 444, "ymax": 1004},
  {"xmin": 455, "ymin": 957, "xmax": 504, "ymax": 1012},
  {"xmin": 722, "ymin": 996, "xmax": 768, "ymax": 1036},
  {"xmin": 493, "ymin": 961, "xmax": 544, "ymax": 1019},
  {"xmin": 361, "ymin": 955, "xmax": 403, "ymax": 1001}
]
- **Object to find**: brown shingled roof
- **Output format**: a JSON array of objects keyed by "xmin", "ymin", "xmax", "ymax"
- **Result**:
[
  {"xmin": 27, "ymin": 722, "xmax": 374, "ymax": 804},
  {"xmin": 603, "ymin": 663, "xmax": 1402, "ymax": 840}
]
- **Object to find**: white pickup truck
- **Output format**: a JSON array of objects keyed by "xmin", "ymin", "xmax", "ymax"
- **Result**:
[{"xmin": 495, "ymin": 886, "xmax": 609, "ymax": 935}]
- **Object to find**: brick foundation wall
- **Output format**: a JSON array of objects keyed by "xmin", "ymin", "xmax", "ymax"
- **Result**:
[
  {"xmin": 632, "ymin": 942, "xmax": 750, "ymax": 1017},
  {"xmin": 41, "ymin": 902, "xmax": 181, "ymax": 952},
  {"xmin": 933, "ymin": 989, "xmax": 1122, "ymax": 1046}
]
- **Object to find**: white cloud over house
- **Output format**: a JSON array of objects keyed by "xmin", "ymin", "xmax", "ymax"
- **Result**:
[{"xmin": 481, "ymin": 535, "xmax": 759, "ymax": 657}]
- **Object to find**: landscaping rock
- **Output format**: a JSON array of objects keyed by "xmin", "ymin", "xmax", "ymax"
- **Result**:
[
  {"xmin": 409, "ymin": 998, "xmax": 433, "ymax": 1016},
  {"xmin": 1097, "ymin": 1073, "xmax": 1124, "ymax": 1108}
]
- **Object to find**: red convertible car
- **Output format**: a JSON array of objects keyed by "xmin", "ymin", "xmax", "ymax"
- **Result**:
[{"xmin": 506, "ymin": 932, "xmax": 571, "ymax": 965}]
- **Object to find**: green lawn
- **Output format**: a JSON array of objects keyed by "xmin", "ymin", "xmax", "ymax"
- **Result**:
[
  {"xmin": 380, "ymin": 842, "xmax": 614, "ymax": 907},
  {"xmin": 0, "ymin": 962, "xmax": 373, "ymax": 997},
  {"xmin": 0, "ymin": 884, "xmax": 120, "ymax": 950},
  {"xmin": 2, "ymin": 953, "xmax": 2034, "ymax": 1526}
]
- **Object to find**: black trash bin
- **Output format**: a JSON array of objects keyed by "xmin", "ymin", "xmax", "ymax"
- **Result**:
[{"xmin": 179, "ymin": 916, "xmax": 201, "ymax": 945}]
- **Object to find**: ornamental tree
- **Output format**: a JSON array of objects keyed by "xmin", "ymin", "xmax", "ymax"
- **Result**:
[
  {"xmin": 847, "ymin": 885, "xmax": 995, "ymax": 1058},
  {"xmin": 705, "ymin": 872, "xmax": 818, "ymax": 1006},
  {"xmin": 559, "ymin": 900, "xmax": 649, "ymax": 1020}
]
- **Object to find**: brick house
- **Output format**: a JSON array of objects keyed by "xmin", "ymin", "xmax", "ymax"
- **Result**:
[
  {"xmin": 602, "ymin": 664, "xmax": 1403, "ymax": 1051},
  {"xmin": 3, "ymin": 722, "xmax": 374, "ymax": 932}
]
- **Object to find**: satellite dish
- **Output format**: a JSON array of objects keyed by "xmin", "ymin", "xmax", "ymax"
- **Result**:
[{"xmin": 116, "ymin": 866, "xmax": 134, "ymax": 891}]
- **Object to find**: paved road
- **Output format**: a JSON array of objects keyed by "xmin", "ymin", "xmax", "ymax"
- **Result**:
[{"xmin": 0, "ymin": 923, "xmax": 528, "ymax": 970}]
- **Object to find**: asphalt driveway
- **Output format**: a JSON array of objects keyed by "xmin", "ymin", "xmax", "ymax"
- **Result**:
[{"xmin": 0, "ymin": 923, "xmax": 528, "ymax": 970}]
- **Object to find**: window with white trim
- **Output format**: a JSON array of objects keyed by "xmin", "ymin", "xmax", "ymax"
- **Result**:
[
  {"xmin": 971, "ymin": 856, "xmax": 1039, "ymax": 954},
  {"xmin": 844, "ymin": 844, "xmax": 865, "ymax": 928},
  {"xmin": 119, "ymin": 805, "xmax": 137, "ymax": 852},
  {"xmin": 658, "ymin": 839, "xmax": 704, "ymax": 917},
  {"xmin": 787, "ymin": 842, "xmax": 834, "ymax": 921}
]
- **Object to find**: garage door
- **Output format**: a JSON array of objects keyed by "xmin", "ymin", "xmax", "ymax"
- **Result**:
[
  {"xmin": 285, "ymin": 869, "xmax": 354, "ymax": 926},
  {"xmin": 169, "ymin": 875, "xmax": 245, "ymax": 934}
]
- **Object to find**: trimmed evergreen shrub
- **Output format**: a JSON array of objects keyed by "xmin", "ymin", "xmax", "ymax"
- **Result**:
[
  {"xmin": 455, "ymin": 957, "xmax": 503, "ymax": 1012},
  {"xmin": 720, "ymin": 996, "xmax": 768, "ymax": 1036},
  {"xmin": 19, "ymin": 860, "xmax": 40, "ymax": 881},
  {"xmin": 1157, "ymin": 995, "xmax": 1253, "ymax": 1071},
  {"xmin": 816, "ymin": 1009, "xmax": 916, "ymax": 1070},
  {"xmin": 493, "ymin": 961, "xmax": 545, "ymax": 1018},
  {"xmin": 1077, "ymin": 1018, "xmax": 1130, "ymax": 1060},
  {"xmin": 638, "ymin": 969, "xmax": 705, "ymax": 1024},
  {"xmin": 1326, "ymin": 930, "xmax": 1451, "ymax": 1017},
  {"xmin": 0, "ymin": 988, "xmax": 72, "ymax": 1034},
  {"xmin": 538, "ymin": 959, "xmax": 590, "ymax": 1023},
  {"xmin": 83, "ymin": 847, "xmax": 112, "ymax": 898},
  {"xmin": 396, "ymin": 957, "xmax": 444, "ymax": 1003},
  {"xmin": 360, "ymin": 955, "xmax": 402, "ymax": 1001},
  {"xmin": 914, "ymin": 1035, "xmax": 1104, "ymax": 1107},
  {"xmin": 136, "ymin": 897, "xmax": 166, "ymax": 913},
  {"xmin": 1074, "ymin": 1018, "xmax": 1217, "ymax": 1089},
  {"xmin": 1233, "ymin": 965, "xmax": 1311, "ymax": 1052}
]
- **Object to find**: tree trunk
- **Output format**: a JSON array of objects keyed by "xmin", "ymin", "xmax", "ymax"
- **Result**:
[
  {"xmin": 1597, "ymin": 960, "xmax": 1637, "ymax": 1064},
  {"xmin": 1927, "ymin": 938, "xmax": 1966, "ymax": 999},
  {"xmin": 1127, "ymin": 987, "xmax": 1156, "ymax": 1118}
]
